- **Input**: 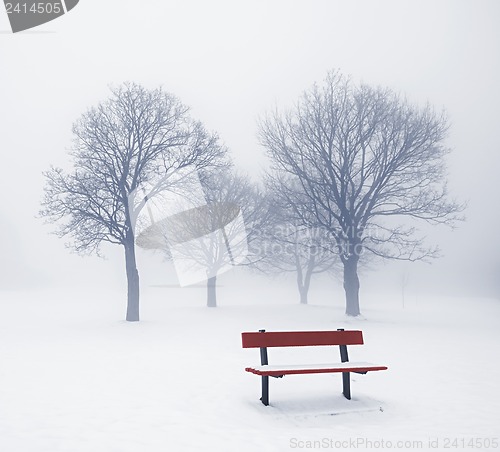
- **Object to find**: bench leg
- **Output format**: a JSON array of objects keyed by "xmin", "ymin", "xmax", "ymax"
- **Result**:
[
  {"xmin": 342, "ymin": 372, "xmax": 351, "ymax": 400},
  {"xmin": 260, "ymin": 376, "xmax": 269, "ymax": 406}
]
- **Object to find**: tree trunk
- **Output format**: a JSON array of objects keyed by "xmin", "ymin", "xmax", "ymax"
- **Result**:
[
  {"xmin": 207, "ymin": 275, "xmax": 217, "ymax": 307},
  {"xmin": 299, "ymin": 287, "xmax": 308, "ymax": 304},
  {"xmin": 124, "ymin": 241, "xmax": 140, "ymax": 321},
  {"xmin": 343, "ymin": 256, "xmax": 360, "ymax": 316},
  {"xmin": 296, "ymin": 253, "xmax": 315, "ymax": 305},
  {"xmin": 296, "ymin": 262, "xmax": 305, "ymax": 304}
]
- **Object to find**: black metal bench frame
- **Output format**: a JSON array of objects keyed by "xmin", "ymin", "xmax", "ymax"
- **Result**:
[{"xmin": 242, "ymin": 329, "xmax": 388, "ymax": 406}]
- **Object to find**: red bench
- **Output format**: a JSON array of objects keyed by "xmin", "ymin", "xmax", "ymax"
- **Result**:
[{"xmin": 242, "ymin": 329, "xmax": 387, "ymax": 406}]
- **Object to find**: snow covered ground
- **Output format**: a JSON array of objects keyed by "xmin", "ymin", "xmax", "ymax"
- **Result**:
[{"xmin": 0, "ymin": 276, "xmax": 499, "ymax": 452}]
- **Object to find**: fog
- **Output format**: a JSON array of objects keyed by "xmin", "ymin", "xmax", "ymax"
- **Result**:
[{"xmin": 1, "ymin": 0, "xmax": 499, "ymax": 299}]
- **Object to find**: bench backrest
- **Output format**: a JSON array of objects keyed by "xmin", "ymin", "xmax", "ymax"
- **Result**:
[{"xmin": 241, "ymin": 330, "xmax": 364, "ymax": 348}]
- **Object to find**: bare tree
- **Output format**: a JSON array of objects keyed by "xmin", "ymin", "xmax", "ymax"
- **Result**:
[
  {"xmin": 253, "ymin": 191, "xmax": 339, "ymax": 304},
  {"xmin": 40, "ymin": 83, "xmax": 226, "ymax": 321},
  {"xmin": 259, "ymin": 71, "xmax": 464, "ymax": 316},
  {"xmin": 152, "ymin": 169, "xmax": 264, "ymax": 307}
]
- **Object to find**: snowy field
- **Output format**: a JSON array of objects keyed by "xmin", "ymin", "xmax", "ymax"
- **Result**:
[{"xmin": 1, "ymin": 276, "xmax": 499, "ymax": 452}]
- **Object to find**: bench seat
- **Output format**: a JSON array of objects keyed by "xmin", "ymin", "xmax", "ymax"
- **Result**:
[
  {"xmin": 242, "ymin": 329, "xmax": 387, "ymax": 405},
  {"xmin": 245, "ymin": 362, "xmax": 388, "ymax": 376}
]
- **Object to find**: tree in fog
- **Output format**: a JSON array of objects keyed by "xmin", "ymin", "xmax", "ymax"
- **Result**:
[
  {"xmin": 259, "ymin": 71, "xmax": 464, "ymax": 316},
  {"xmin": 40, "ymin": 83, "xmax": 225, "ymax": 321},
  {"xmin": 152, "ymin": 169, "xmax": 265, "ymax": 307},
  {"xmin": 254, "ymin": 191, "xmax": 339, "ymax": 304}
]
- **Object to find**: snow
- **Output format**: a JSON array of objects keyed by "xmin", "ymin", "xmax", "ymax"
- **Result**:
[
  {"xmin": 0, "ymin": 279, "xmax": 499, "ymax": 451},
  {"xmin": 246, "ymin": 362, "xmax": 386, "ymax": 374}
]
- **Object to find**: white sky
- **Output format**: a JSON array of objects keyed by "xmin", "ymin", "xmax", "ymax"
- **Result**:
[{"xmin": 0, "ymin": 0, "xmax": 499, "ymax": 295}]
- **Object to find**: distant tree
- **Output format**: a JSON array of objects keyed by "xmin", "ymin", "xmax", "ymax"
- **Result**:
[
  {"xmin": 151, "ymin": 169, "xmax": 265, "ymax": 307},
  {"xmin": 40, "ymin": 83, "xmax": 226, "ymax": 321},
  {"xmin": 259, "ymin": 71, "xmax": 464, "ymax": 316},
  {"xmin": 254, "ymin": 188, "xmax": 339, "ymax": 304}
]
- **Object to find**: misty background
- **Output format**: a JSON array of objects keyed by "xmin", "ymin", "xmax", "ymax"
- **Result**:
[{"xmin": 1, "ymin": 0, "xmax": 499, "ymax": 301}]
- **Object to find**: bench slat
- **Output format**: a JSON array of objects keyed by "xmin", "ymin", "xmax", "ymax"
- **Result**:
[
  {"xmin": 245, "ymin": 362, "xmax": 388, "ymax": 376},
  {"xmin": 241, "ymin": 330, "xmax": 364, "ymax": 348}
]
